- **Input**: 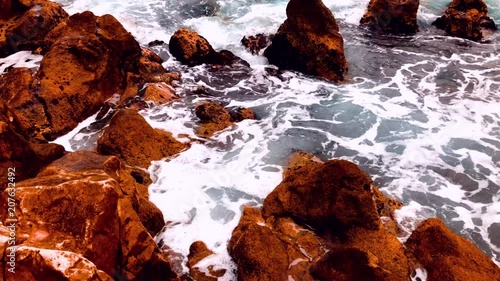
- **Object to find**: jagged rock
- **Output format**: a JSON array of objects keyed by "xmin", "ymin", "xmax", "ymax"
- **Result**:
[
  {"xmin": 0, "ymin": 11, "xmax": 179, "ymax": 141},
  {"xmin": 143, "ymin": 82, "xmax": 179, "ymax": 105},
  {"xmin": 97, "ymin": 109, "xmax": 188, "ymax": 168},
  {"xmin": 169, "ymin": 28, "xmax": 248, "ymax": 67},
  {"xmin": 264, "ymin": 0, "xmax": 348, "ymax": 82},
  {"xmin": 0, "ymin": 151, "xmax": 177, "ymax": 281},
  {"xmin": 228, "ymin": 207, "xmax": 325, "ymax": 281},
  {"xmin": 241, "ymin": 34, "xmax": 274, "ymax": 55},
  {"xmin": 406, "ymin": 218, "xmax": 500, "ymax": 281},
  {"xmin": 187, "ymin": 241, "xmax": 226, "ymax": 281},
  {"xmin": 0, "ymin": 0, "xmax": 68, "ymax": 57},
  {"xmin": 262, "ymin": 159, "xmax": 381, "ymax": 231},
  {"xmin": 194, "ymin": 101, "xmax": 255, "ymax": 137},
  {"xmin": 360, "ymin": 0, "xmax": 420, "ymax": 34},
  {"xmin": 433, "ymin": 0, "xmax": 497, "ymax": 41},
  {"xmin": 0, "ymin": 101, "xmax": 65, "ymax": 191}
]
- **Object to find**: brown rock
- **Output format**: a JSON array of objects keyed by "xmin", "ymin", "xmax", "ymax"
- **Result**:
[
  {"xmin": 169, "ymin": 28, "xmax": 248, "ymax": 66},
  {"xmin": 263, "ymin": 159, "xmax": 381, "ymax": 231},
  {"xmin": 0, "ymin": 151, "xmax": 177, "ymax": 281},
  {"xmin": 406, "ymin": 218, "xmax": 500, "ymax": 281},
  {"xmin": 195, "ymin": 101, "xmax": 233, "ymax": 137},
  {"xmin": 241, "ymin": 34, "xmax": 274, "ymax": 55},
  {"xmin": 433, "ymin": 0, "xmax": 497, "ymax": 41},
  {"xmin": 229, "ymin": 107, "xmax": 256, "ymax": 122},
  {"xmin": 97, "ymin": 109, "xmax": 187, "ymax": 168},
  {"xmin": 310, "ymin": 247, "xmax": 392, "ymax": 281},
  {"xmin": 360, "ymin": 0, "xmax": 420, "ymax": 34},
  {"xmin": 0, "ymin": 0, "xmax": 68, "ymax": 57},
  {"xmin": 143, "ymin": 82, "xmax": 179, "ymax": 105},
  {"xmin": 5, "ymin": 246, "xmax": 113, "ymax": 281},
  {"xmin": 228, "ymin": 207, "xmax": 324, "ymax": 281},
  {"xmin": 187, "ymin": 241, "xmax": 226, "ymax": 281},
  {"xmin": 264, "ymin": 0, "xmax": 348, "ymax": 82}
]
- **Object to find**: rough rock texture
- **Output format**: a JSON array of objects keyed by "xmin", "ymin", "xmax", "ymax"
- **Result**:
[
  {"xmin": 241, "ymin": 34, "xmax": 274, "ymax": 55},
  {"xmin": 97, "ymin": 109, "xmax": 187, "ymax": 168},
  {"xmin": 0, "ymin": 100, "xmax": 65, "ymax": 191},
  {"xmin": 229, "ymin": 107, "xmax": 256, "ymax": 123},
  {"xmin": 187, "ymin": 241, "xmax": 226, "ymax": 281},
  {"xmin": 3, "ymin": 244, "xmax": 113, "ymax": 281},
  {"xmin": 0, "ymin": 0, "xmax": 68, "ymax": 57},
  {"xmin": 433, "ymin": 0, "xmax": 497, "ymax": 41},
  {"xmin": 360, "ymin": 0, "xmax": 420, "ymax": 34},
  {"xmin": 143, "ymin": 82, "xmax": 179, "ymax": 105},
  {"xmin": 264, "ymin": 0, "xmax": 348, "ymax": 82},
  {"xmin": 263, "ymin": 159, "xmax": 381, "ymax": 231},
  {"xmin": 228, "ymin": 207, "xmax": 326, "ymax": 281},
  {"xmin": 0, "ymin": 151, "xmax": 177, "ymax": 281},
  {"xmin": 195, "ymin": 101, "xmax": 233, "ymax": 137},
  {"xmin": 169, "ymin": 28, "xmax": 248, "ymax": 66},
  {"xmin": 0, "ymin": 11, "xmax": 179, "ymax": 141},
  {"xmin": 406, "ymin": 218, "xmax": 500, "ymax": 281}
]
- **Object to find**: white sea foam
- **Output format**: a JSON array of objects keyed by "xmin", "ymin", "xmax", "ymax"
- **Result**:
[{"xmin": 50, "ymin": 0, "xmax": 500, "ymax": 277}]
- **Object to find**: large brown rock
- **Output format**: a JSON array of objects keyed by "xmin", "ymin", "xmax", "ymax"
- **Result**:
[
  {"xmin": 169, "ymin": 28, "xmax": 248, "ymax": 67},
  {"xmin": 360, "ymin": 0, "xmax": 420, "ymax": 34},
  {"xmin": 0, "ymin": 0, "xmax": 68, "ymax": 57},
  {"xmin": 228, "ymin": 207, "xmax": 325, "ymax": 281},
  {"xmin": 263, "ymin": 159, "xmax": 381, "ymax": 231},
  {"xmin": 97, "ymin": 109, "xmax": 188, "ymax": 168},
  {"xmin": 433, "ymin": 0, "xmax": 497, "ymax": 41},
  {"xmin": 406, "ymin": 218, "xmax": 500, "ymax": 281},
  {"xmin": 264, "ymin": 0, "xmax": 348, "ymax": 82},
  {"xmin": 0, "ymin": 100, "xmax": 65, "ymax": 191},
  {"xmin": 0, "ymin": 151, "xmax": 177, "ymax": 281},
  {"xmin": 0, "ymin": 11, "xmax": 178, "ymax": 141}
]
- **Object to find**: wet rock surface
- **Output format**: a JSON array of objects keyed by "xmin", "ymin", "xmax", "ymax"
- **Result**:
[
  {"xmin": 406, "ymin": 218, "xmax": 500, "ymax": 281},
  {"xmin": 0, "ymin": 0, "xmax": 68, "ymax": 57},
  {"xmin": 360, "ymin": 0, "xmax": 420, "ymax": 34},
  {"xmin": 97, "ymin": 109, "xmax": 188, "ymax": 168},
  {"xmin": 241, "ymin": 34, "xmax": 274, "ymax": 55},
  {"xmin": 433, "ymin": 0, "xmax": 497, "ymax": 41},
  {"xmin": 169, "ymin": 28, "xmax": 249, "ymax": 67},
  {"xmin": 0, "ymin": 151, "xmax": 178, "ymax": 281},
  {"xmin": 195, "ymin": 101, "xmax": 255, "ymax": 137},
  {"xmin": 264, "ymin": 0, "xmax": 348, "ymax": 82}
]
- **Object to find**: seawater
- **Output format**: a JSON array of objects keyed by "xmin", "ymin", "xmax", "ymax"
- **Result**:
[{"xmin": 1, "ymin": 0, "xmax": 499, "ymax": 279}]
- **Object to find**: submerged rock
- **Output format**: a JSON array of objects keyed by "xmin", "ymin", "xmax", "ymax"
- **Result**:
[
  {"xmin": 187, "ymin": 241, "xmax": 226, "ymax": 281},
  {"xmin": 0, "ymin": 151, "xmax": 177, "ymax": 281},
  {"xmin": 241, "ymin": 34, "xmax": 274, "ymax": 55},
  {"xmin": 97, "ymin": 109, "xmax": 188, "ymax": 168},
  {"xmin": 264, "ymin": 0, "xmax": 348, "ymax": 82},
  {"xmin": 406, "ymin": 218, "xmax": 500, "ymax": 281},
  {"xmin": 169, "ymin": 28, "xmax": 248, "ymax": 67},
  {"xmin": 194, "ymin": 101, "xmax": 255, "ymax": 137},
  {"xmin": 433, "ymin": 0, "xmax": 497, "ymax": 41},
  {"xmin": 0, "ymin": 0, "xmax": 68, "ymax": 57},
  {"xmin": 360, "ymin": 0, "xmax": 420, "ymax": 34}
]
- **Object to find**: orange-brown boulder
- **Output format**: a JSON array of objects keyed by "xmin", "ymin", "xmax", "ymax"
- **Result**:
[
  {"xmin": 360, "ymin": 0, "xmax": 420, "ymax": 34},
  {"xmin": 169, "ymin": 28, "xmax": 248, "ymax": 67},
  {"xmin": 195, "ymin": 101, "xmax": 255, "ymax": 137},
  {"xmin": 406, "ymin": 218, "xmax": 500, "ymax": 281},
  {"xmin": 264, "ymin": 0, "xmax": 348, "ymax": 82},
  {"xmin": 433, "ymin": 0, "xmax": 497, "ymax": 41},
  {"xmin": 262, "ymin": 159, "xmax": 381, "ymax": 231},
  {"xmin": 0, "ymin": 101, "xmax": 65, "ymax": 191},
  {"xmin": 241, "ymin": 34, "xmax": 274, "ymax": 55},
  {"xmin": 187, "ymin": 241, "xmax": 226, "ymax": 281},
  {"xmin": 0, "ymin": 0, "xmax": 68, "ymax": 57},
  {"xmin": 0, "ymin": 151, "xmax": 177, "ymax": 281},
  {"xmin": 311, "ymin": 247, "xmax": 394, "ymax": 281},
  {"xmin": 97, "ymin": 109, "xmax": 187, "ymax": 168},
  {"xmin": 143, "ymin": 82, "xmax": 179, "ymax": 105},
  {"xmin": 228, "ymin": 207, "xmax": 325, "ymax": 281}
]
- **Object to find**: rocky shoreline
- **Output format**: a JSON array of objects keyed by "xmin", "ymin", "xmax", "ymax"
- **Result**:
[{"xmin": 1, "ymin": 0, "xmax": 499, "ymax": 280}]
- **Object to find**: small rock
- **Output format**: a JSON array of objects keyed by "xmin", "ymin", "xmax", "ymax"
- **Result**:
[
  {"xmin": 143, "ymin": 83, "xmax": 179, "ymax": 105},
  {"xmin": 241, "ymin": 34, "xmax": 274, "ymax": 55}
]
